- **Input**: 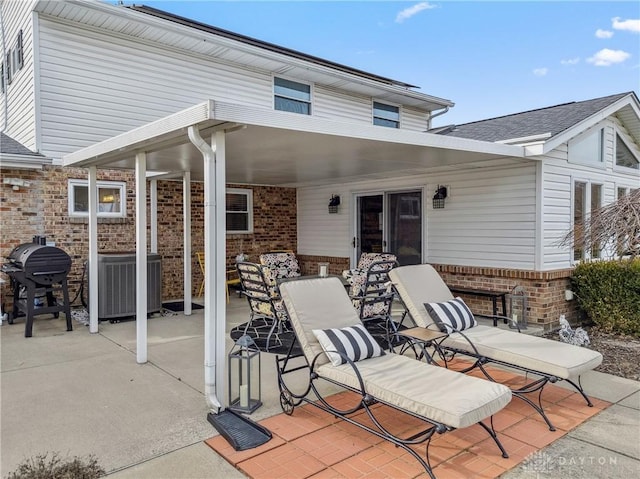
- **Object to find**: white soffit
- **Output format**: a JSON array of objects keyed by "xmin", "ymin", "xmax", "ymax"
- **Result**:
[{"xmin": 63, "ymin": 100, "xmax": 525, "ymax": 187}]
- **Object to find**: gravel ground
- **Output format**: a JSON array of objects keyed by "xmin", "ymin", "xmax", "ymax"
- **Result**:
[{"xmin": 544, "ymin": 326, "xmax": 640, "ymax": 382}]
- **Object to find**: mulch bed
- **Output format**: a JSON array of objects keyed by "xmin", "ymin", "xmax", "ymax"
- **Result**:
[{"xmin": 543, "ymin": 325, "xmax": 640, "ymax": 382}]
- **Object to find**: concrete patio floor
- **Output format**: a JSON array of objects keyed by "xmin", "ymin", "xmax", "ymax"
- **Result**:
[{"xmin": 1, "ymin": 294, "xmax": 638, "ymax": 478}]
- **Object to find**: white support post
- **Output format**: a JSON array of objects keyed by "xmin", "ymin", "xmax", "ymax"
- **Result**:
[
  {"xmin": 88, "ymin": 166, "xmax": 99, "ymax": 334},
  {"xmin": 183, "ymin": 171, "xmax": 192, "ymax": 316},
  {"xmin": 150, "ymin": 179, "xmax": 158, "ymax": 254},
  {"xmin": 135, "ymin": 152, "xmax": 148, "ymax": 364}
]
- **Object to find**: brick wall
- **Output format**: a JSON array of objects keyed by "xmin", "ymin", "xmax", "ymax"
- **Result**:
[
  {"xmin": 1, "ymin": 166, "xmax": 297, "ymax": 306},
  {"xmin": 432, "ymin": 264, "xmax": 578, "ymax": 329}
]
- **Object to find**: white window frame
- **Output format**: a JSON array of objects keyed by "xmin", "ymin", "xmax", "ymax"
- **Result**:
[
  {"xmin": 68, "ymin": 179, "xmax": 126, "ymax": 218},
  {"xmin": 273, "ymin": 76, "xmax": 312, "ymax": 115},
  {"xmin": 571, "ymin": 178, "xmax": 603, "ymax": 263},
  {"xmin": 372, "ymin": 101, "xmax": 400, "ymax": 128},
  {"xmin": 568, "ymin": 127, "xmax": 605, "ymax": 169},
  {"xmin": 613, "ymin": 131, "xmax": 640, "ymax": 172},
  {"xmin": 226, "ymin": 188, "xmax": 253, "ymax": 234}
]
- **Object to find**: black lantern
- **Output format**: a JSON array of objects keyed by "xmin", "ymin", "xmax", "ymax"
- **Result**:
[
  {"xmin": 228, "ymin": 335, "xmax": 262, "ymax": 414},
  {"xmin": 328, "ymin": 195, "xmax": 341, "ymax": 214},
  {"xmin": 432, "ymin": 185, "xmax": 447, "ymax": 209},
  {"xmin": 508, "ymin": 286, "xmax": 528, "ymax": 329}
]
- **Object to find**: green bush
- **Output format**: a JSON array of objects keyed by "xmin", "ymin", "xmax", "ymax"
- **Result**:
[
  {"xmin": 571, "ymin": 258, "xmax": 640, "ymax": 337},
  {"xmin": 6, "ymin": 452, "xmax": 105, "ymax": 479}
]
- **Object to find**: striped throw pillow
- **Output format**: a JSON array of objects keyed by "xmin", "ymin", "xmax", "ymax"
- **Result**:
[
  {"xmin": 424, "ymin": 297, "xmax": 477, "ymax": 333},
  {"xmin": 313, "ymin": 324, "xmax": 385, "ymax": 367}
]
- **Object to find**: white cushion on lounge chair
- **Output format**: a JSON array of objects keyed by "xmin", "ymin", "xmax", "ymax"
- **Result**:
[
  {"xmin": 389, "ymin": 265, "xmax": 603, "ymax": 380},
  {"xmin": 317, "ymin": 353, "xmax": 511, "ymax": 429},
  {"xmin": 442, "ymin": 326, "xmax": 602, "ymax": 379},
  {"xmin": 281, "ymin": 277, "xmax": 364, "ymax": 367},
  {"xmin": 280, "ymin": 277, "xmax": 512, "ymax": 430}
]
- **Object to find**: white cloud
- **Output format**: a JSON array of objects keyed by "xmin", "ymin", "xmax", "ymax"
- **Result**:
[
  {"xmin": 561, "ymin": 57, "xmax": 580, "ymax": 65},
  {"xmin": 587, "ymin": 48, "xmax": 631, "ymax": 66},
  {"xmin": 595, "ymin": 29, "xmax": 613, "ymax": 39},
  {"xmin": 533, "ymin": 67, "xmax": 548, "ymax": 77},
  {"xmin": 612, "ymin": 17, "xmax": 640, "ymax": 33},
  {"xmin": 395, "ymin": 2, "xmax": 437, "ymax": 23}
]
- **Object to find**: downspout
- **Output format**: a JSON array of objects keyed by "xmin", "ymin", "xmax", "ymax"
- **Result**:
[
  {"xmin": 188, "ymin": 125, "xmax": 223, "ymax": 413},
  {"xmin": 426, "ymin": 106, "xmax": 449, "ymax": 130}
]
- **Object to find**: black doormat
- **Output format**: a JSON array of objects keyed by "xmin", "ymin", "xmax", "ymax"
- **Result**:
[
  {"xmin": 230, "ymin": 318, "xmax": 408, "ymax": 356},
  {"xmin": 207, "ymin": 410, "xmax": 272, "ymax": 451},
  {"xmin": 162, "ymin": 301, "xmax": 204, "ymax": 312}
]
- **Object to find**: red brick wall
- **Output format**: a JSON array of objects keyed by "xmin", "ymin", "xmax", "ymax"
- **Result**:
[
  {"xmin": 432, "ymin": 264, "xmax": 578, "ymax": 329},
  {"xmin": 1, "ymin": 166, "xmax": 297, "ymax": 306}
]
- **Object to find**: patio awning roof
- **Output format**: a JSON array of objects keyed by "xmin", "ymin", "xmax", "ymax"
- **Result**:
[
  {"xmin": 61, "ymin": 99, "xmax": 526, "ymax": 413},
  {"xmin": 63, "ymin": 100, "xmax": 525, "ymax": 186}
]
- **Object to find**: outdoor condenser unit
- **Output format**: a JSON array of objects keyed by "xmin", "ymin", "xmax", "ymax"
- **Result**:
[{"xmin": 95, "ymin": 253, "xmax": 162, "ymax": 320}]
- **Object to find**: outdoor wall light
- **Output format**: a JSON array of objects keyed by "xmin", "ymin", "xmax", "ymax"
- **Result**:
[
  {"xmin": 328, "ymin": 194, "xmax": 341, "ymax": 214},
  {"xmin": 432, "ymin": 185, "xmax": 447, "ymax": 209}
]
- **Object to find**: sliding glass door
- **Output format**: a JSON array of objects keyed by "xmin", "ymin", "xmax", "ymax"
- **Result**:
[{"xmin": 355, "ymin": 190, "xmax": 423, "ymax": 266}]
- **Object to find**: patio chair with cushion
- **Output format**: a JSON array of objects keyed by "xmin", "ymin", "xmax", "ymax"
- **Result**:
[
  {"xmin": 389, "ymin": 264, "xmax": 604, "ymax": 431},
  {"xmin": 259, "ymin": 251, "xmax": 301, "ymax": 280},
  {"xmin": 277, "ymin": 277, "xmax": 512, "ymax": 478},
  {"xmin": 341, "ymin": 252, "xmax": 397, "ymax": 284},
  {"xmin": 236, "ymin": 261, "xmax": 290, "ymax": 351},
  {"xmin": 348, "ymin": 258, "xmax": 400, "ymax": 349}
]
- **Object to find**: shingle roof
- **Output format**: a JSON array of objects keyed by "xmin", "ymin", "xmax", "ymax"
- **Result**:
[
  {"xmin": 0, "ymin": 132, "xmax": 44, "ymax": 157},
  {"xmin": 435, "ymin": 92, "xmax": 632, "ymax": 142}
]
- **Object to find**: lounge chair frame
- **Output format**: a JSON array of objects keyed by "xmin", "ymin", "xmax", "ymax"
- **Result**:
[
  {"xmin": 276, "ymin": 338, "xmax": 508, "ymax": 479},
  {"xmin": 390, "ymin": 265, "xmax": 600, "ymax": 432},
  {"xmin": 276, "ymin": 277, "xmax": 512, "ymax": 478}
]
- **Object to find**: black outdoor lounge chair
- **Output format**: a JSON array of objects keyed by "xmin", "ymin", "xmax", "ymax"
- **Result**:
[{"xmin": 276, "ymin": 276, "xmax": 512, "ymax": 479}]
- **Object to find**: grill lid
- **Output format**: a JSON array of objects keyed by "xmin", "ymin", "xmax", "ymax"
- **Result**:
[{"xmin": 5, "ymin": 243, "xmax": 72, "ymax": 280}]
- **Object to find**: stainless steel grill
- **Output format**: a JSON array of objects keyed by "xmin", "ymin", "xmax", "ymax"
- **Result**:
[{"xmin": 2, "ymin": 238, "xmax": 72, "ymax": 337}]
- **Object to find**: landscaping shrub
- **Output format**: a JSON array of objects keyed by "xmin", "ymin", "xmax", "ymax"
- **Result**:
[
  {"xmin": 6, "ymin": 452, "xmax": 105, "ymax": 479},
  {"xmin": 571, "ymin": 258, "xmax": 640, "ymax": 337}
]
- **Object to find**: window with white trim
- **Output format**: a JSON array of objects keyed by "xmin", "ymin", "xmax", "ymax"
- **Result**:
[
  {"xmin": 226, "ymin": 188, "xmax": 253, "ymax": 233},
  {"xmin": 373, "ymin": 101, "xmax": 400, "ymax": 128},
  {"xmin": 68, "ymin": 179, "xmax": 126, "ymax": 218},
  {"xmin": 572, "ymin": 180, "xmax": 602, "ymax": 261},
  {"xmin": 615, "ymin": 133, "xmax": 639, "ymax": 169},
  {"xmin": 274, "ymin": 77, "xmax": 311, "ymax": 115},
  {"xmin": 568, "ymin": 127, "xmax": 604, "ymax": 165}
]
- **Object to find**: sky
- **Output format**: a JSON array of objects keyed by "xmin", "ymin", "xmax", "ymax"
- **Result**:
[{"xmin": 135, "ymin": 1, "xmax": 639, "ymax": 127}]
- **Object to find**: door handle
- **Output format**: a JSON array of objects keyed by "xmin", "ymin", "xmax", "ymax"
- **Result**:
[{"xmin": 352, "ymin": 237, "xmax": 356, "ymax": 248}]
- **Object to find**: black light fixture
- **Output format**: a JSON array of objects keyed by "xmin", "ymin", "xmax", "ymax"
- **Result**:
[
  {"xmin": 328, "ymin": 194, "xmax": 341, "ymax": 214},
  {"xmin": 432, "ymin": 185, "xmax": 447, "ymax": 209}
]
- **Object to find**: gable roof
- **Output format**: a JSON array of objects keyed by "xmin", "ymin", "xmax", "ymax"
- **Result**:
[{"xmin": 434, "ymin": 92, "xmax": 637, "ymax": 144}]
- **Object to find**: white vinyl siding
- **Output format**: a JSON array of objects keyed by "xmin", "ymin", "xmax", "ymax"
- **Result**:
[
  {"xmin": 426, "ymin": 165, "xmax": 537, "ymax": 269},
  {"xmin": 540, "ymin": 116, "xmax": 639, "ymax": 269},
  {"xmin": 36, "ymin": 18, "xmax": 432, "ymax": 161},
  {"xmin": 0, "ymin": 1, "xmax": 37, "ymax": 148},
  {"xmin": 298, "ymin": 159, "xmax": 536, "ymax": 269}
]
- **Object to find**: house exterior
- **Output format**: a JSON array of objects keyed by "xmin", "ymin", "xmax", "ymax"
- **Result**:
[{"xmin": 1, "ymin": 0, "xmax": 639, "ymax": 330}]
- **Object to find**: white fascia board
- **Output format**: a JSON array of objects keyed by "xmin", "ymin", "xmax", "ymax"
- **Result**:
[
  {"xmin": 63, "ymin": 100, "xmax": 216, "ymax": 167},
  {"xmin": 0, "ymin": 154, "xmax": 52, "ymax": 169},
  {"xmin": 63, "ymin": 100, "xmax": 525, "ymax": 169},
  {"xmin": 35, "ymin": 0, "xmax": 452, "ymax": 110},
  {"xmin": 496, "ymin": 133, "xmax": 552, "ymax": 145},
  {"xmin": 539, "ymin": 93, "xmax": 640, "ymax": 155}
]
